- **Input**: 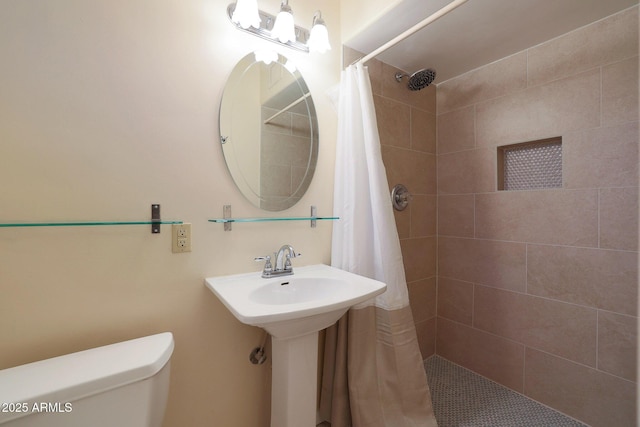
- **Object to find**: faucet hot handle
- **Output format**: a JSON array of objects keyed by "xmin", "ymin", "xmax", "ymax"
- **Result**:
[{"xmin": 254, "ymin": 255, "xmax": 273, "ymax": 275}]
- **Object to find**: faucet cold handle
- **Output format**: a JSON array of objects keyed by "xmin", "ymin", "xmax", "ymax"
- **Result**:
[{"xmin": 284, "ymin": 252, "xmax": 302, "ymax": 271}]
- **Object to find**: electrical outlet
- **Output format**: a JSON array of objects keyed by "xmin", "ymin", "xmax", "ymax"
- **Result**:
[{"xmin": 172, "ymin": 223, "xmax": 191, "ymax": 253}]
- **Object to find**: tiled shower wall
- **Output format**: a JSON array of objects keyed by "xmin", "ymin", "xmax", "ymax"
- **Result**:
[
  {"xmin": 435, "ymin": 7, "xmax": 638, "ymax": 427},
  {"xmin": 260, "ymin": 105, "xmax": 315, "ymax": 210},
  {"xmin": 343, "ymin": 47, "xmax": 439, "ymax": 358}
]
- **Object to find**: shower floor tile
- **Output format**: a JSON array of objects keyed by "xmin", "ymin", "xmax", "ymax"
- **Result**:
[{"xmin": 425, "ymin": 356, "xmax": 588, "ymax": 427}]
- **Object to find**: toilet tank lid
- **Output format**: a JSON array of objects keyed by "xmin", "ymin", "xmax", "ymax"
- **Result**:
[{"xmin": 0, "ymin": 332, "xmax": 174, "ymax": 406}]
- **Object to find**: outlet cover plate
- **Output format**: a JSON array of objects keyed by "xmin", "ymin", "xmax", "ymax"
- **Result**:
[{"xmin": 172, "ymin": 223, "xmax": 192, "ymax": 253}]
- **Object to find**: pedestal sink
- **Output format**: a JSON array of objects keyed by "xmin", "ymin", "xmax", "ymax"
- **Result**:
[{"xmin": 205, "ymin": 264, "xmax": 386, "ymax": 427}]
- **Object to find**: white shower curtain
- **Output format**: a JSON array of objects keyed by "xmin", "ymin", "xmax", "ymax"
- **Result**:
[{"xmin": 319, "ymin": 63, "xmax": 437, "ymax": 426}]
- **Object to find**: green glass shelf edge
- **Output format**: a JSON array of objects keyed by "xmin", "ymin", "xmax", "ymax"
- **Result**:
[
  {"xmin": 0, "ymin": 220, "xmax": 183, "ymax": 228},
  {"xmin": 208, "ymin": 217, "xmax": 339, "ymax": 224}
]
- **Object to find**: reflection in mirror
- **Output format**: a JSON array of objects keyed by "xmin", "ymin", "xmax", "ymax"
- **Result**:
[{"xmin": 219, "ymin": 51, "xmax": 318, "ymax": 211}]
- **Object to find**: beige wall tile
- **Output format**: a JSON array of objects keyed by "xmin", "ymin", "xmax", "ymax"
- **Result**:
[
  {"xmin": 438, "ymin": 237, "xmax": 526, "ymax": 292},
  {"xmin": 410, "ymin": 194, "xmax": 436, "ymax": 238},
  {"xmin": 374, "ymin": 95, "xmax": 410, "ymax": 148},
  {"xmin": 437, "ymin": 148, "xmax": 496, "ymax": 194},
  {"xmin": 262, "ymin": 107, "xmax": 292, "ymax": 135},
  {"xmin": 437, "ymin": 194, "xmax": 474, "ymax": 238},
  {"xmin": 437, "ymin": 52, "xmax": 527, "ymax": 114},
  {"xmin": 260, "ymin": 164, "xmax": 291, "ymax": 197},
  {"xmin": 527, "ymin": 7, "xmax": 639, "ymax": 87},
  {"xmin": 602, "ymin": 56, "xmax": 639, "ymax": 126},
  {"xmin": 564, "ymin": 122, "xmax": 639, "ymax": 189},
  {"xmin": 291, "ymin": 113, "xmax": 312, "ymax": 138},
  {"xmin": 475, "ymin": 69, "xmax": 601, "ymax": 147},
  {"xmin": 436, "ymin": 318, "xmax": 525, "ymax": 392},
  {"xmin": 598, "ymin": 311, "xmax": 637, "ymax": 381},
  {"xmin": 382, "ymin": 146, "xmax": 436, "ymax": 195},
  {"xmin": 525, "ymin": 348, "xmax": 636, "ymax": 427},
  {"xmin": 600, "ymin": 187, "xmax": 639, "ymax": 251},
  {"xmin": 344, "ymin": 49, "xmax": 385, "ymax": 96},
  {"xmin": 415, "ymin": 317, "xmax": 436, "ymax": 359},
  {"xmin": 261, "ymin": 133, "xmax": 311, "ymax": 168},
  {"xmin": 527, "ymin": 244, "xmax": 638, "ymax": 315},
  {"xmin": 437, "ymin": 105, "xmax": 475, "ymax": 155},
  {"xmin": 408, "ymin": 277, "xmax": 437, "ymax": 323},
  {"xmin": 400, "ymin": 237, "xmax": 436, "ymax": 282},
  {"xmin": 414, "ymin": 153, "xmax": 437, "ymax": 195},
  {"xmin": 475, "ymin": 190, "xmax": 599, "ymax": 246},
  {"xmin": 437, "ymin": 277, "xmax": 473, "ymax": 326},
  {"xmin": 366, "ymin": 58, "xmax": 384, "ymax": 96},
  {"xmin": 433, "ymin": 7, "xmax": 638, "ymax": 423},
  {"xmin": 474, "ymin": 285, "xmax": 597, "ymax": 366},
  {"xmin": 393, "ymin": 208, "xmax": 411, "ymax": 239},
  {"xmin": 383, "ymin": 145, "xmax": 413, "ymax": 193},
  {"xmin": 342, "ymin": 46, "xmax": 362, "ymax": 69},
  {"xmin": 411, "ymin": 107, "xmax": 436, "ymax": 153}
]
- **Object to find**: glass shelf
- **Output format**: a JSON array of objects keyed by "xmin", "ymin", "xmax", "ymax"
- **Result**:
[
  {"xmin": 208, "ymin": 217, "xmax": 338, "ymax": 224},
  {"xmin": 210, "ymin": 205, "xmax": 337, "ymax": 231},
  {"xmin": 0, "ymin": 220, "xmax": 183, "ymax": 228}
]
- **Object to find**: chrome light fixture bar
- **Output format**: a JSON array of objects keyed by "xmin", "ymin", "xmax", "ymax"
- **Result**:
[{"xmin": 227, "ymin": 3, "xmax": 310, "ymax": 52}]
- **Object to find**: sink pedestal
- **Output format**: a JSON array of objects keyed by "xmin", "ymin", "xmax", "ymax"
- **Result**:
[
  {"xmin": 271, "ymin": 332, "xmax": 318, "ymax": 427},
  {"xmin": 205, "ymin": 264, "xmax": 387, "ymax": 426}
]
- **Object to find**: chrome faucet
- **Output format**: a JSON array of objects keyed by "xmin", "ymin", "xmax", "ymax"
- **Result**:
[{"xmin": 255, "ymin": 244, "xmax": 301, "ymax": 278}]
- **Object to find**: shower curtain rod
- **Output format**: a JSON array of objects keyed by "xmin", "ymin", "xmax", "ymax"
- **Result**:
[
  {"xmin": 263, "ymin": 92, "xmax": 311, "ymax": 124},
  {"xmin": 352, "ymin": 0, "xmax": 468, "ymax": 66}
]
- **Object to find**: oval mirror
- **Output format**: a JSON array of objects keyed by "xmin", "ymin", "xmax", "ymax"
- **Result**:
[{"xmin": 219, "ymin": 51, "xmax": 318, "ymax": 211}]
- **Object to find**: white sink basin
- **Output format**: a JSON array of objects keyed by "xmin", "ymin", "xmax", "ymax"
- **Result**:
[
  {"xmin": 205, "ymin": 264, "xmax": 386, "ymax": 339},
  {"xmin": 249, "ymin": 277, "xmax": 348, "ymax": 305},
  {"xmin": 205, "ymin": 263, "xmax": 387, "ymax": 427}
]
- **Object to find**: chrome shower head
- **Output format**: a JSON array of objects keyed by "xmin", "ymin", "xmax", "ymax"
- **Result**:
[{"xmin": 395, "ymin": 68, "xmax": 436, "ymax": 91}]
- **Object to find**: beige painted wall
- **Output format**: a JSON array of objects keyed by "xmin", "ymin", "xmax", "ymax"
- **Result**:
[
  {"xmin": 435, "ymin": 7, "xmax": 638, "ymax": 426},
  {"xmin": 0, "ymin": 1, "xmax": 340, "ymax": 426}
]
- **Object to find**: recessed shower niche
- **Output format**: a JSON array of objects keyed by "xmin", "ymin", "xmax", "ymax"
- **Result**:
[{"xmin": 497, "ymin": 137, "xmax": 562, "ymax": 191}]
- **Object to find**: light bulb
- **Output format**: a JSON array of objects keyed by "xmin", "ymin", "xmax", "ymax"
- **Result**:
[
  {"xmin": 271, "ymin": 2, "xmax": 295, "ymax": 43},
  {"xmin": 307, "ymin": 12, "xmax": 331, "ymax": 53},
  {"xmin": 231, "ymin": 0, "xmax": 261, "ymax": 29}
]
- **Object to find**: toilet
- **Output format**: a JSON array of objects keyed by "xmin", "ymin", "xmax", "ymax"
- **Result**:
[{"xmin": 0, "ymin": 332, "xmax": 174, "ymax": 427}]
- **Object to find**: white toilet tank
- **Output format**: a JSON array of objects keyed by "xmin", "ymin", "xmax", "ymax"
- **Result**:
[{"xmin": 0, "ymin": 332, "xmax": 174, "ymax": 427}]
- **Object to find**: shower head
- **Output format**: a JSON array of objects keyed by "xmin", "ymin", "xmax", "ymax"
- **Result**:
[{"xmin": 395, "ymin": 68, "xmax": 437, "ymax": 91}]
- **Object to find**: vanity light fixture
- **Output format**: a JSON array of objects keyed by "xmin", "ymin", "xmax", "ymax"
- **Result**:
[
  {"xmin": 307, "ymin": 11, "xmax": 331, "ymax": 53},
  {"xmin": 227, "ymin": 1, "xmax": 330, "ymax": 53},
  {"xmin": 231, "ymin": 0, "xmax": 261, "ymax": 29},
  {"xmin": 271, "ymin": 0, "xmax": 295, "ymax": 43}
]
